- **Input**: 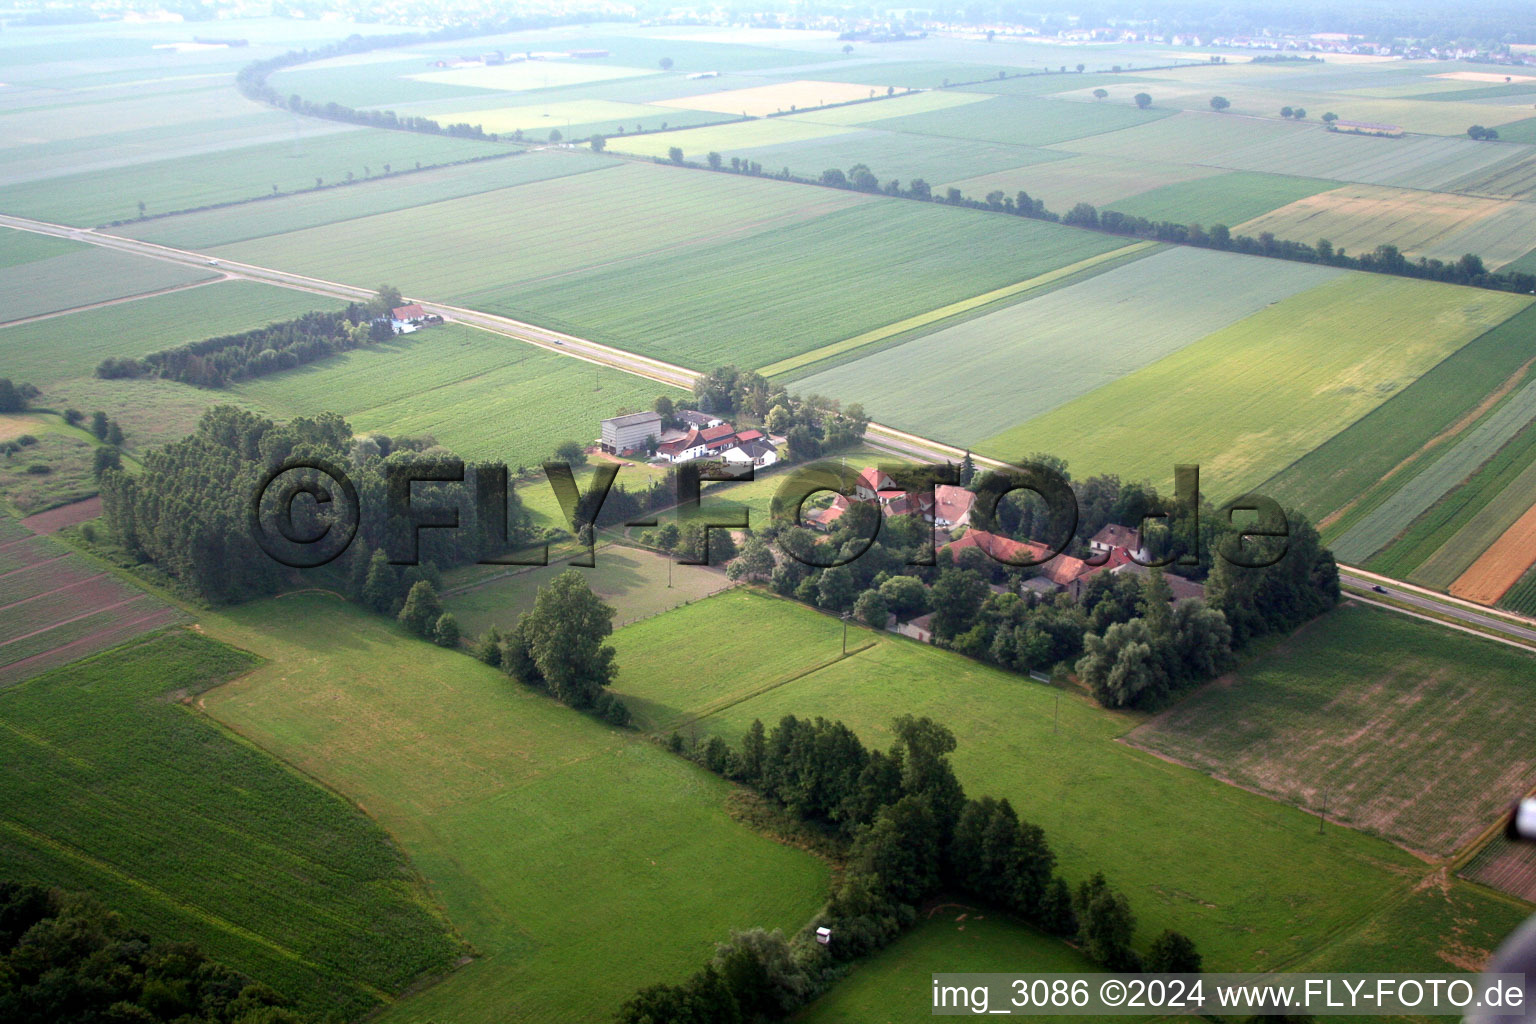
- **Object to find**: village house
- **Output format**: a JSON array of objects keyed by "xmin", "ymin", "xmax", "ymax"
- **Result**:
[
  {"xmin": 719, "ymin": 429, "xmax": 780, "ymax": 468},
  {"xmin": 599, "ymin": 410, "xmax": 663, "ymax": 456}
]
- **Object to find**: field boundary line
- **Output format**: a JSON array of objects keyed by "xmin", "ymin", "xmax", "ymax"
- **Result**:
[
  {"xmin": 0, "ymin": 593, "xmax": 151, "ymax": 652},
  {"xmin": 656, "ymin": 639, "xmax": 880, "ymax": 734},
  {"xmin": 757, "ymin": 241, "xmax": 1155, "ymax": 377},
  {"xmin": 0, "ymin": 571, "xmax": 110, "ymax": 613},
  {"xmin": 1343, "ymin": 564, "xmax": 1536, "ymax": 628},
  {"xmin": 0, "ymin": 276, "xmax": 224, "ymax": 330},
  {"xmin": 1449, "ymin": 780, "xmax": 1536, "ymax": 876},
  {"xmin": 1448, "ymin": 500, "xmax": 1536, "ymax": 604},
  {"xmin": 0, "ymin": 816, "xmax": 387, "ymax": 994},
  {"xmin": 1342, "ymin": 591, "xmax": 1536, "ymax": 653}
]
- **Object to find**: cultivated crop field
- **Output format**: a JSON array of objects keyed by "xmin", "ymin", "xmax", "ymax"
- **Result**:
[
  {"xmin": 1060, "ymin": 110, "xmax": 1528, "ymax": 193},
  {"xmin": 0, "ymin": 246, "xmax": 219, "ymax": 323},
  {"xmin": 984, "ymin": 274, "xmax": 1529, "ymax": 498},
  {"xmin": 233, "ymin": 323, "xmax": 677, "ymax": 461},
  {"xmin": 121, "ymin": 149, "xmax": 615, "ymax": 248},
  {"xmin": 792, "ymin": 247, "xmax": 1341, "ymax": 449},
  {"xmin": 1448, "ymin": 499, "xmax": 1536, "ymax": 603},
  {"xmin": 660, "ymin": 79, "xmax": 891, "ymax": 116},
  {"xmin": 200, "ymin": 595, "xmax": 830, "ymax": 1024},
  {"xmin": 604, "ymin": 114, "xmax": 855, "ymax": 157},
  {"xmin": 1235, "ymin": 183, "xmax": 1536, "ymax": 270},
  {"xmin": 726, "ymin": 129, "xmax": 1067, "ymax": 192},
  {"xmin": 1412, "ymin": 450, "xmax": 1536, "ymax": 590},
  {"xmin": 440, "ymin": 543, "xmax": 734, "ymax": 639},
  {"xmin": 1129, "ymin": 604, "xmax": 1536, "ymax": 856},
  {"xmin": 1107, "ymin": 170, "xmax": 1336, "ymax": 226},
  {"xmin": 0, "ymin": 628, "xmax": 462, "ymax": 1017},
  {"xmin": 1264, "ymin": 304, "xmax": 1536, "ymax": 526},
  {"xmin": 0, "ymin": 128, "xmax": 511, "ymax": 226},
  {"xmin": 500, "ymin": 199, "xmax": 1126, "ymax": 368},
  {"xmin": 0, "ymin": 279, "xmax": 346, "ymax": 385},
  {"xmin": 214, "ymin": 161, "xmax": 865, "ymax": 305},
  {"xmin": 872, "ymin": 93, "xmax": 1175, "ymax": 147},
  {"xmin": 428, "ymin": 98, "xmax": 728, "ymax": 138},
  {"xmin": 609, "ymin": 590, "xmax": 1424, "ymax": 971},
  {"xmin": 0, "ymin": 520, "xmax": 184, "ymax": 686},
  {"xmin": 1463, "ymin": 836, "xmax": 1536, "ymax": 904},
  {"xmin": 1332, "ymin": 376, "xmax": 1536, "ymax": 565},
  {"xmin": 946, "ymin": 154, "xmax": 1222, "ymax": 213}
]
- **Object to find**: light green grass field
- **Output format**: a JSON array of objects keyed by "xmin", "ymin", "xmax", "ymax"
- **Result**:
[
  {"xmin": 428, "ymin": 98, "xmax": 730, "ymax": 139},
  {"xmin": 1333, "ymin": 375, "xmax": 1536, "ymax": 565},
  {"xmin": 0, "ymin": 629, "xmax": 461, "ymax": 1019},
  {"xmin": 1129, "ymin": 603, "xmax": 1536, "ymax": 856},
  {"xmin": 0, "ymin": 227, "xmax": 83, "ymax": 268},
  {"xmin": 1108, "ymin": 169, "xmax": 1336, "ymax": 226},
  {"xmin": 0, "ymin": 129, "xmax": 510, "ymax": 226},
  {"xmin": 871, "ymin": 94, "xmax": 1176, "ymax": 147},
  {"xmin": 1264, "ymin": 303, "xmax": 1536, "ymax": 526},
  {"xmin": 782, "ymin": 88, "xmax": 991, "ymax": 125},
  {"xmin": 808, "ymin": 60, "xmax": 1026, "ymax": 89},
  {"xmin": 0, "ymin": 279, "xmax": 345, "ymax": 385},
  {"xmin": 200, "ymin": 595, "xmax": 830, "ymax": 1024},
  {"xmin": 233, "ymin": 322, "xmax": 677, "ymax": 461},
  {"xmin": 722, "ymin": 128, "xmax": 1068, "ymax": 189},
  {"xmin": 608, "ymin": 590, "xmax": 1424, "ymax": 971},
  {"xmin": 0, "ymin": 248, "xmax": 218, "ymax": 323},
  {"xmin": 119, "ymin": 149, "xmax": 616, "ymax": 249},
  {"xmin": 441, "ymin": 542, "xmax": 734, "ymax": 638},
  {"xmin": 982, "ymin": 274, "xmax": 1529, "ymax": 498},
  {"xmin": 496, "ymin": 199, "xmax": 1124, "ymax": 368},
  {"xmin": 792, "ymin": 247, "xmax": 1341, "ymax": 451},
  {"xmin": 213, "ymin": 161, "xmax": 864, "ymax": 304}
]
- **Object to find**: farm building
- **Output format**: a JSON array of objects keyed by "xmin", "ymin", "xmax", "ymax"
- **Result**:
[
  {"xmin": 720, "ymin": 431, "xmax": 780, "ymax": 468},
  {"xmin": 678, "ymin": 410, "xmax": 725, "ymax": 430},
  {"xmin": 1090, "ymin": 524, "xmax": 1144, "ymax": 561},
  {"xmin": 892, "ymin": 613, "xmax": 934, "ymax": 644},
  {"xmin": 600, "ymin": 411, "xmax": 663, "ymax": 455}
]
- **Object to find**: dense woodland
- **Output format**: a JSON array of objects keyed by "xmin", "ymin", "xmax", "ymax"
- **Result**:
[{"xmin": 0, "ymin": 881, "xmax": 315, "ymax": 1024}]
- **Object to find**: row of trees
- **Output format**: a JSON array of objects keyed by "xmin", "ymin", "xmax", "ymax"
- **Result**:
[
  {"xmin": 663, "ymin": 133, "xmax": 1536, "ymax": 296},
  {"xmin": 0, "ymin": 880, "xmax": 317, "ymax": 1024},
  {"xmin": 97, "ymin": 305, "xmax": 388, "ymax": 388},
  {"xmin": 621, "ymin": 715, "xmax": 1200, "ymax": 1021}
]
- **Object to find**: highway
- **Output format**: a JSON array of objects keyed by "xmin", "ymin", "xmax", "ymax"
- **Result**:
[{"xmin": 8, "ymin": 211, "xmax": 1536, "ymax": 653}]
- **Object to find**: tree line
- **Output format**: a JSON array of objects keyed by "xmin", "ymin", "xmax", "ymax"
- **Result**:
[
  {"xmin": 97, "ymin": 304, "xmax": 390, "ymax": 388},
  {"xmin": 0, "ymin": 880, "xmax": 317, "ymax": 1024},
  {"xmin": 618, "ymin": 714, "xmax": 1201, "ymax": 1022},
  {"xmin": 656, "ymin": 147, "xmax": 1536, "ymax": 296}
]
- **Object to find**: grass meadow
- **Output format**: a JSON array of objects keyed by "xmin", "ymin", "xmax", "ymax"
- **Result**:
[
  {"xmin": 609, "ymin": 590, "xmax": 1427, "ymax": 972},
  {"xmin": 498, "ymin": 199, "xmax": 1125, "ymax": 368},
  {"xmin": 1129, "ymin": 603, "xmax": 1536, "ymax": 857},
  {"xmin": 870, "ymin": 94, "xmax": 1176, "ymax": 147},
  {"xmin": 791, "ymin": 247, "xmax": 1341, "ymax": 450},
  {"xmin": 723, "ymin": 128, "xmax": 1068, "ymax": 190},
  {"xmin": 983, "ymin": 274, "xmax": 1529, "ymax": 498},
  {"xmin": 604, "ymin": 116, "xmax": 856, "ymax": 158},
  {"xmin": 232, "ymin": 322, "xmax": 677, "ymax": 461},
  {"xmin": 0, "ymin": 279, "xmax": 346, "ymax": 385},
  {"xmin": 1108, "ymin": 170, "xmax": 1336, "ymax": 227},
  {"xmin": 0, "ymin": 629, "xmax": 462, "ymax": 1018},
  {"xmin": 944, "ymin": 154, "xmax": 1223, "ymax": 213},
  {"xmin": 200, "ymin": 595, "xmax": 830, "ymax": 1024}
]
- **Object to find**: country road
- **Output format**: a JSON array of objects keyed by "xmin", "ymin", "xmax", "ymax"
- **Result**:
[{"xmin": 8, "ymin": 211, "xmax": 1536, "ymax": 653}]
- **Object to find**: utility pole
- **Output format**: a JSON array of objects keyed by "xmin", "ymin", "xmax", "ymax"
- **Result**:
[
  {"xmin": 1053, "ymin": 693, "xmax": 1059, "ymax": 735},
  {"xmin": 1318, "ymin": 789, "xmax": 1328, "ymax": 835},
  {"xmin": 667, "ymin": 552, "xmax": 673, "ymax": 588},
  {"xmin": 842, "ymin": 611, "xmax": 849, "ymax": 656}
]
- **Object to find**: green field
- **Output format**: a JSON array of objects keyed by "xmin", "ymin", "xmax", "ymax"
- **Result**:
[
  {"xmin": 1333, "ymin": 375, "xmax": 1536, "ymax": 564},
  {"xmin": 0, "ymin": 227, "xmax": 84, "ymax": 267},
  {"xmin": 945, "ymin": 154, "xmax": 1223, "ymax": 212},
  {"xmin": 426, "ymin": 98, "xmax": 732, "ymax": 140},
  {"xmin": 0, "ymin": 414, "xmax": 109, "ymax": 514},
  {"xmin": 0, "ymin": 629, "xmax": 461, "ymax": 1019},
  {"xmin": 1060, "ymin": 110, "xmax": 1522, "ymax": 193},
  {"xmin": 871, "ymin": 94, "xmax": 1176, "ymax": 147},
  {"xmin": 982, "ymin": 274, "xmax": 1530, "ymax": 498},
  {"xmin": 605, "ymin": 116, "xmax": 855, "ymax": 158},
  {"xmin": 1129, "ymin": 603, "xmax": 1536, "ymax": 856},
  {"xmin": 0, "ymin": 128, "xmax": 512, "ymax": 226},
  {"xmin": 441, "ymin": 543, "xmax": 734, "ymax": 638},
  {"xmin": 1106, "ymin": 170, "xmax": 1336, "ymax": 226},
  {"xmin": 0, "ymin": 279, "xmax": 346, "ymax": 385},
  {"xmin": 809, "ymin": 60, "xmax": 1026, "ymax": 89},
  {"xmin": 722, "ymin": 127, "xmax": 1067, "ymax": 189},
  {"xmin": 120, "ymin": 149, "xmax": 616, "ymax": 249},
  {"xmin": 213, "ymin": 161, "xmax": 865, "ymax": 306},
  {"xmin": 1499, "ymin": 563, "xmax": 1536, "ymax": 615},
  {"xmin": 497, "ymin": 199, "xmax": 1126, "ymax": 368},
  {"xmin": 200, "ymin": 595, "xmax": 830, "ymax": 1024},
  {"xmin": 233, "ymin": 322, "xmax": 677, "ymax": 460},
  {"xmin": 607, "ymin": 590, "xmax": 1425, "ymax": 971},
  {"xmin": 1264, "ymin": 303, "xmax": 1536, "ymax": 525},
  {"xmin": 791, "ymin": 247, "xmax": 1341, "ymax": 449},
  {"xmin": 0, "ymin": 248, "xmax": 219, "ymax": 322}
]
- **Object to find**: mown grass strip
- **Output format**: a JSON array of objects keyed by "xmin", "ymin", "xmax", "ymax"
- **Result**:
[{"xmin": 758, "ymin": 241, "xmax": 1154, "ymax": 377}]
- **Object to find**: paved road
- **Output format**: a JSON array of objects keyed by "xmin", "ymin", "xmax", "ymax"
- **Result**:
[{"xmin": 10, "ymin": 212, "xmax": 1536, "ymax": 653}]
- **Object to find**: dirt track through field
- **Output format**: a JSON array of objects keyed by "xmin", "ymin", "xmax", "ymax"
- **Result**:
[{"xmin": 1450, "ymin": 501, "xmax": 1536, "ymax": 604}]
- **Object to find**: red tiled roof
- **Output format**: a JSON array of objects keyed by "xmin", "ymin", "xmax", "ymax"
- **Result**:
[
  {"xmin": 392, "ymin": 303, "xmax": 426, "ymax": 320},
  {"xmin": 934, "ymin": 484, "xmax": 975, "ymax": 522},
  {"xmin": 700, "ymin": 424, "xmax": 736, "ymax": 443},
  {"xmin": 735, "ymin": 429, "xmax": 764, "ymax": 443},
  {"xmin": 856, "ymin": 467, "xmax": 894, "ymax": 493},
  {"xmin": 944, "ymin": 529, "xmax": 1051, "ymax": 565}
]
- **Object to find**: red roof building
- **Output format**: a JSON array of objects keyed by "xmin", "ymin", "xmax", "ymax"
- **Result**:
[{"xmin": 391, "ymin": 303, "xmax": 427, "ymax": 321}]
